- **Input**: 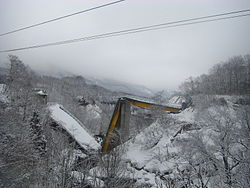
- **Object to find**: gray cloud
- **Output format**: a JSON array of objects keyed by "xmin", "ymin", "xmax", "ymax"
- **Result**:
[{"xmin": 0, "ymin": 0, "xmax": 250, "ymax": 90}]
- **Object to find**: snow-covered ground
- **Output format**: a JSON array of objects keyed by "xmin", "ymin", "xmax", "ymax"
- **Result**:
[
  {"xmin": 121, "ymin": 120, "xmax": 184, "ymax": 187},
  {"xmin": 116, "ymin": 95, "xmax": 248, "ymax": 187},
  {"xmin": 174, "ymin": 107, "xmax": 195, "ymax": 123},
  {"xmin": 49, "ymin": 103, "xmax": 100, "ymax": 151},
  {"xmin": 49, "ymin": 95, "xmax": 247, "ymax": 187}
]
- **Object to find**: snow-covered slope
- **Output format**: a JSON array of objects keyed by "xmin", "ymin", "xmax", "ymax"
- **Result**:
[
  {"xmin": 118, "ymin": 95, "xmax": 249, "ymax": 187},
  {"xmin": 49, "ymin": 104, "xmax": 100, "ymax": 151},
  {"xmin": 120, "ymin": 96, "xmax": 249, "ymax": 188},
  {"xmin": 121, "ymin": 120, "xmax": 184, "ymax": 187},
  {"xmin": 117, "ymin": 107, "xmax": 201, "ymax": 187}
]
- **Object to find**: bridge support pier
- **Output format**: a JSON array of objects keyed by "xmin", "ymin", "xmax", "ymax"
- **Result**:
[{"xmin": 119, "ymin": 100, "xmax": 131, "ymax": 143}]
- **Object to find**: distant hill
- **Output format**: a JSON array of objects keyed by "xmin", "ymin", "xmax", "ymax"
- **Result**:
[
  {"xmin": 85, "ymin": 77, "xmax": 154, "ymax": 97},
  {"xmin": 35, "ymin": 68, "xmax": 154, "ymax": 97}
]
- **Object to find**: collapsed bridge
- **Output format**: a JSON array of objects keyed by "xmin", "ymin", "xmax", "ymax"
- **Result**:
[
  {"xmin": 49, "ymin": 103, "xmax": 100, "ymax": 153},
  {"xmin": 48, "ymin": 96, "xmax": 190, "ymax": 153},
  {"xmin": 101, "ymin": 96, "xmax": 183, "ymax": 152}
]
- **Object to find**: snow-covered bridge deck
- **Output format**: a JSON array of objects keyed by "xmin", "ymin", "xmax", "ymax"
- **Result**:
[{"xmin": 49, "ymin": 104, "xmax": 100, "ymax": 151}]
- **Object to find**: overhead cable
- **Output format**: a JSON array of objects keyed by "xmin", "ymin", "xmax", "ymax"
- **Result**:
[
  {"xmin": 0, "ymin": 0, "xmax": 125, "ymax": 37},
  {"xmin": 0, "ymin": 10, "xmax": 250, "ymax": 53}
]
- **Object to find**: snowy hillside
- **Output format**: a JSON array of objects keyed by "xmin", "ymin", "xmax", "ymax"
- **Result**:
[
  {"xmin": 105, "ymin": 95, "xmax": 250, "ymax": 187},
  {"xmin": 56, "ymin": 94, "xmax": 248, "ymax": 187}
]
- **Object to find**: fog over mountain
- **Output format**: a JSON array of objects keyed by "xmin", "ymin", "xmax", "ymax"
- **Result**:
[{"xmin": 0, "ymin": 0, "xmax": 250, "ymax": 90}]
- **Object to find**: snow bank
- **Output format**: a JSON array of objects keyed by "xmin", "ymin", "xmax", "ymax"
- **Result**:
[{"xmin": 49, "ymin": 104, "xmax": 100, "ymax": 151}]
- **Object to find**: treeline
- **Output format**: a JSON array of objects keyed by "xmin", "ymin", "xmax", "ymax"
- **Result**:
[{"xmin": 180, "ymin": 55, "xmax": 250, "ymax": 95}]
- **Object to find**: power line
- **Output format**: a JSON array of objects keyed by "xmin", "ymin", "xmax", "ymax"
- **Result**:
[
  {"xmin": 0, "ymin": 10, "xmax": 250, "ymax": 53},
  {"xmin": 0, "ymin": 0, "xmax": 125, "ymax": 37},
  {"xmin": 103, "ymin": 13, "xmax": 250, "ymax": 38}
]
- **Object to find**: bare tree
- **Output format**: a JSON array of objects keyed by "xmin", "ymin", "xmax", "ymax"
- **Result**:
[{"xmin": 95, "ymin": 146, "xmax": 134, "ymax": 188}]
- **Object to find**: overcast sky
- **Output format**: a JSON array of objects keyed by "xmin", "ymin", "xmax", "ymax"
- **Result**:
[{"xmin": 0, "ymin": 0, "xmax": 250, "ymax": 91}]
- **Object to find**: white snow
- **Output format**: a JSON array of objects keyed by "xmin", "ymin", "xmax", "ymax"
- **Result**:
[
  {"xmin": 49, "ymin": 104, "xmax": 100, "ymax": 151},
  {"xmin": 36, "ymin": 90, "xmax": 47, "ymax": 96},
  {"xmin": 169, "ymin": 95, "xmax": 186, "ymax": 105},
  {"xmin": 126, "ymin": 145, "xmax": 153, "ymax": 169},
  {"xmin": 121, "ymin": 110, "xmax": 196, "ymax": 187},
  {"xmin": 86, "ymin": 104, "xmax": 102, "ymax": 119},
  {"xmin": 174, "ymin": 107, "xmax": 195, "ymax": 123},
  {"xmin": 124, "ymin": 122, "xmax": 173, "ymax": 172},
  {"xmin": 84, "ymin": 94, "xmax": 243, "ymax": 187},
  {"xmin": 0, "ymin": 84, "xmax": 6, "ymax": 93}
]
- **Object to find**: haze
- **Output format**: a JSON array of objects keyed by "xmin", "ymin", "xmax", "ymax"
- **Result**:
[{"xmin": 0, "ymin": 0, "xmax": 250, "ymax": 90}]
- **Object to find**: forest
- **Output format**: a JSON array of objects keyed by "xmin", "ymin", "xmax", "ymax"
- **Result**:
[
  {"xmin": 180, "ymin": 55, "xmax": 250, "ymax": 95},
  {"xmin": 0, "ymin": 55, "xmax": 249, "ymax": 188}
]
